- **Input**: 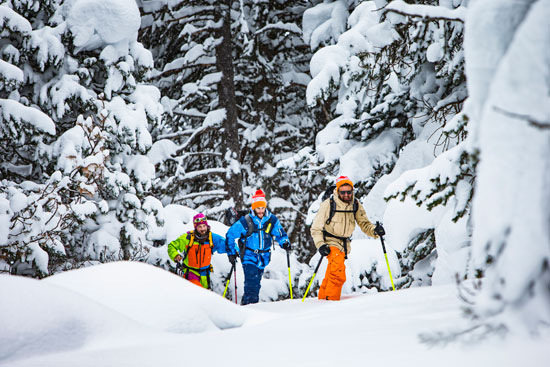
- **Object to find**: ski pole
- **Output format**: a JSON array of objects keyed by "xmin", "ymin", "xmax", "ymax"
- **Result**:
[
  {"xmin": 302, "ymin": 256, "xmax": 324, "ymax": 302},
  {"xmin": 376, "ymin": 222, "xmax": 396, "ymax": 291},
  {"xmin": 223, "ymin": 262, "xmax": 235, "ymax": 299},
  {"xmin": 286, "ymin": 249, "xmax": 293, "ymax": 299},
  {"xmin": 233, "ymin": 262, "xmax": 238, "ymax": 304}
]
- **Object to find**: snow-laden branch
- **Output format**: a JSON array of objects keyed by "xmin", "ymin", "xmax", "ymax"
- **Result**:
[
  {"xmin": 157, "ymin": 128, "xmax": 195, "ymax": 140},
  {"xmin": 175, "ymin": 190, "xmax": 227, "ymax": 201},
  {"xmin": 0, "ymin": 99, "xmax": 56, "ymax": 135},
  {"xmin": 176, "ymin": 109, "xmax": 226, "ymax": 152},
  {"xmin": 255, "ymin": 21, "xmax": 302, "ymax": 35},
  {"xmin": 384, "ymin": 0, "xmax": 467, "ymax": 23},
  {"xmin": 493, "ymin": 106, "xmax": 550, "ymax": 130},
  {"xmin": 179, "ymin": 168, "xmax": 227, "ymax": 182}
]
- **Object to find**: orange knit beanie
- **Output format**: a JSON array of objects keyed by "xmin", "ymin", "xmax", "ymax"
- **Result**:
[
  {"xmin": 251, "ymin": 189, "xmax": 267, "ymax": 209},
  {"xmin": 335, "ymin": 175, "xmax": 353, "ymax": 189}
]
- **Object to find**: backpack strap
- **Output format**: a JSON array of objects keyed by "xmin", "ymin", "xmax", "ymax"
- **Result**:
[
  {"xmin": 262, "ymin": 214, "xmax": 277, "ymax": 235},
  {"xmin": 323, "ymin": 198, "xmax": 359, "ymax": 259},
  {"xmin": 326, "ymin": 197, "xmax": 359, "ymax": 225},
  {"xmin": 179, "ymin": 231, "xmax": 194, "ymax": 262},
  {"xmin": 326, "ymin": 197, "xmax": 336, "ymax": 225},
  {"xmin": 238, "ymin": 214, "xmax": 278, "ymax": 256}
]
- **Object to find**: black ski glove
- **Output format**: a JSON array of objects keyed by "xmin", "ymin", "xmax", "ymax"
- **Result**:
[
  {"xmin": 228, "ymin": 254, "xmax": 237, "ymax": 266},
  {"xmin": 282, "ymin": 241, "xmax": 291, "ymax": 251},
  {"xmin": 318, "ymin": 244, "xmax": 331, "ymax": 257},
  {"xmin": 374, "ymin": 221, "xmax": 385, "ymax": 236}
]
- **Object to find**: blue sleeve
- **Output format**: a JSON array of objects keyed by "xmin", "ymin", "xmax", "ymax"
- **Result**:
[
  {"xmin": 226, "ymin": 220, "xmax": 246, "ymax": 255},
  {"xmin": 272, "ymin": 217, "xmax": 289, "ymax": 247},
  {"xmin": 211, "ymin": 233, "xmax": 227, "ymax": 254}
]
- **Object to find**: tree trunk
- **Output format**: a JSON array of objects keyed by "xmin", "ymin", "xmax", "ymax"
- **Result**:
[{"xmin": 216, "ymin": 0, "xmax": 244, "ymax": 208}]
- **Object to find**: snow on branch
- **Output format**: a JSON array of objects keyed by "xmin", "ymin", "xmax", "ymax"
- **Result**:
[
  {"xmin": 176, "ymin": 108, "xmax": 225, "ymax": 152},
  {"xmin": 0, "ymin": 99, "xmax": 56, "ymax": 135},
  {"xmin": 0, "ymin": 6, "xmax": 32, "ymax": 34},
  {"xmin": 179, "ymin": 168, "xmax": 227, "ymax": 181},
  {"xmin": 175, "ymin": 190, "xmax": 227, "ymax": 201},
  {"xmin": 255, "ymin": 21, "xmax": 302, "ymax": 35},
  {"xmin": 383, "ymin": 0, "xmax": 467, "ymax": 23},
  {"xmin": 0, "ymin": 60, "xmax": 24, "ymax": 86},
  {"xmin": 493, "ymin": 106, "xmax": 550, "ymax": 130}
]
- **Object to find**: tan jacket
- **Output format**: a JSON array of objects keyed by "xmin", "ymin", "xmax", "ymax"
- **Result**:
[{"xmin": 310, "ymin": 188, "xmax": 378, "ymax": 254}]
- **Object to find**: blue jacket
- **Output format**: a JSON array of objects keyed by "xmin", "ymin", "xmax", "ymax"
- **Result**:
[{"xmin": 225, "ymin": 209, "xmax": 289, "ymax": 269}]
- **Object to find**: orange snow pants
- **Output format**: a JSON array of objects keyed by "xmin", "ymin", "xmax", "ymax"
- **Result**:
[{"xmin": 318, "ymin": 247, "xmax": 346, "ymax": 300}]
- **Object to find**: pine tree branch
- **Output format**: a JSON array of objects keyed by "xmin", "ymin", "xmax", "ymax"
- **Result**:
[
  {"xmin": 383, "ymin": 1, "xmax": 466, "ymax": 23},
  {"xmin": 493, "ymin": 106, "xmax": 550, "ymax": 130},
  {"xmin": 174, "ymin": 190, "xmax": 227, "ymax": 202}
]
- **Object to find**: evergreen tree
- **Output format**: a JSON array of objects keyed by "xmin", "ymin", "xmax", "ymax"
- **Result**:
[
  {"xmin": 1, "ymin": 0, "xmax": 164, "ymax": 276},
  {"xmin": 139, "ymin": 0, "xmax": 317, "ymax": 257},
  {"xmin": 138, "ymin": 0, "xmax": 244, "ymax": 215},
  {"xmin": 298, "ymin": 0, "xmax": 471, "ymax": 282}
]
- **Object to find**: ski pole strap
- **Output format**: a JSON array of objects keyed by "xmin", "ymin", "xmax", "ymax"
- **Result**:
[{"xmin": 322, "ymin": 230, "xmax": 350, "ymax": 259}]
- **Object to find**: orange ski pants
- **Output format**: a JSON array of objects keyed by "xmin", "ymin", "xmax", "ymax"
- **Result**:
[{"xmin": 318, "ymin": 247, "xmax": 346, "ymax": 300}]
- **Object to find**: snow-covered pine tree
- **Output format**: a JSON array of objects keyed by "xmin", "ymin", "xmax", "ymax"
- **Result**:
[
  {"xmin": 461, "ymin": 0, "xmax": 550, "ymax": 336},
  {"xmin": 376, "ymin": 0, "xmax": 472, "ymax": 289},
  {"xmin": 230, "ymin": 0, "xmax": 318, "ymax": 259},
  {"xmin": 297, "ymin": 0, "xmax": 469, "ymax": 286},
  {"xmin": 139, "ymin": 1, "xmax": 319, "ymax": 258},
  {"xmin": 1, "ymin": 0, "xmax": 164, "ymax": 276},
  {"xmin": 138, "ymin": 0, "xmax": 244, "ymax": 216}
]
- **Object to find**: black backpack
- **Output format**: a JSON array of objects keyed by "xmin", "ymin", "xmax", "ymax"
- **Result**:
[
  {"xmin": 321, "ymin": 185, "xmax": 359, "ymax": 225},
  {"xmin": 224, "ymin": 207, "xmax": 248, "ymax": 227},
  {"xmin": 224, "ymin": 207, "xmax": 278, "ymax": 257}
]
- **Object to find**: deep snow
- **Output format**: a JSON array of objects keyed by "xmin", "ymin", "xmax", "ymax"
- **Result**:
[{"xmin": 1, "ymin": 261, "xmax": 548, "ymax": 367}]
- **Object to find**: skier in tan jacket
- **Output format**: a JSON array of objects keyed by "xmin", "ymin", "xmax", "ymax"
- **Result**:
[{"xmin": 310, "ymin": 175, "xmax": 384, "ymax": 300}]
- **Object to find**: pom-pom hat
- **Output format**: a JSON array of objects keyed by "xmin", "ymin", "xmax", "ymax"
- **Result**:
[
  {"xmin": 335, "ymin": 175, "xmax": 353, "ymax": 189},
  {"xmin": 192, "ymin": 213, "xmax": 208, "ymax": 228},
  {"xmin": 251, "ymin": 189, "xmax": 267, "ymax": 210}
]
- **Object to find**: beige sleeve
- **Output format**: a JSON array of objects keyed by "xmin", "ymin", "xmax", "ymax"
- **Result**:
[
  {"xmin": 310, "ymin": 200, "xmax": 330, "ymax": 248},
  {"xmin": 356, "ymin": 201, "xmax": 378, "ymax": 238}
]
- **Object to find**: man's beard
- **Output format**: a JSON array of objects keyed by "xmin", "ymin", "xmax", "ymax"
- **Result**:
[
  {"xmin": 339, "ymin": 195, "xmax": 353, "ymax": 204},
  {"xmin": 196, "ymin": 228, "xmax": 208, "ymax": 238}
]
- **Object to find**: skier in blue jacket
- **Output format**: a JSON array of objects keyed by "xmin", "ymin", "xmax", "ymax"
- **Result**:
[{"xmin": 226, "ymin": 189, "xmax": 290, "ymax": 305}]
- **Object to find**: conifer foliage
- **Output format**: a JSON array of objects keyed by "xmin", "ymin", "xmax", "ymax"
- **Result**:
[{"xmin": 1, "ymin": 0, "xmax": 164, "ymax": 276}]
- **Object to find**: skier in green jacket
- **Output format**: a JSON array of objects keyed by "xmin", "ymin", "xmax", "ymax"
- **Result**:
[{"xmin": 167, "ymin": 213, "xmax": 227, "ymax": 289}]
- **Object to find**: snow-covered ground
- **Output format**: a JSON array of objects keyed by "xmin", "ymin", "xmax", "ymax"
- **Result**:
[{"xmin": 1, "ymin": 261, "xmax": 548, "ymax": 367}]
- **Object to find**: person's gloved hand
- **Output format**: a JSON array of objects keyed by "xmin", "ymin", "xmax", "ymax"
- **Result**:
[
  {"xmin": 318, "ymin": 244, "xmax": 331, "ymax": 257},
  {"xmin": 374, "ymin": 221, "xmax": 385, "ymax": 236},
  {"xmin": 228, "ymin": 254, "xmax": 237, "ymax": 266},
  {"xmin": 282, "ymin": 241, "xmax": 291, "ymax": 251}
]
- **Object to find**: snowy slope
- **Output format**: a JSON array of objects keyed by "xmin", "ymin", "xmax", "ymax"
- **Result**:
[{"xmin": 1, "ymin": 261, "xmax": 548, "ymax": 367}]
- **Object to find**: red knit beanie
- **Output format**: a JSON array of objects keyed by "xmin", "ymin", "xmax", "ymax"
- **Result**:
[
  {"xmin": 251, "ymin": 189, "xmax": 267, "ymax": 210},
  {"xmin": 335, "ymin": 175, "xmax": 354, "ymax": 189}
]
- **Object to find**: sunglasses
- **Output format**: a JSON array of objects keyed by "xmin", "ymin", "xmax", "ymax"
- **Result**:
[{"xmin": 339, "ymin": 190, "xmax": 353, "ymax": 195}]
